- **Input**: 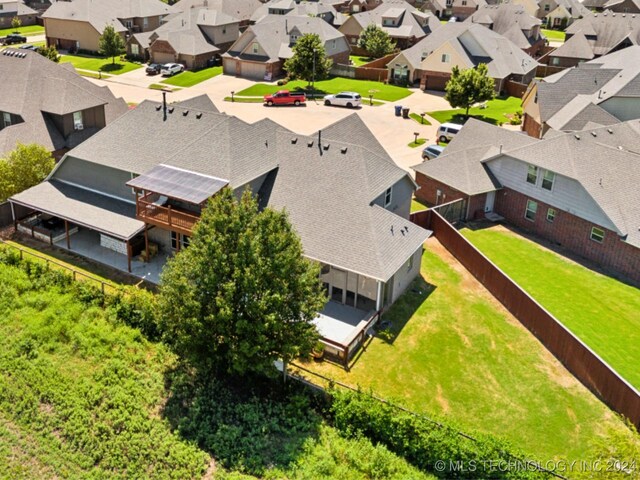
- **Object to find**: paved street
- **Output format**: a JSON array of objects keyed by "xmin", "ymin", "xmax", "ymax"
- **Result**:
[{"xmin": 89, "ymin": 71, "xmax": 453, "ymax": 173}]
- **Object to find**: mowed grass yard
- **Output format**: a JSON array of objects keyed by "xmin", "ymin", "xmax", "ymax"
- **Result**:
[
  {"xmin": 428, "ymin": 96, "xmax": 522, "ymax": 126},
  {"xmin": 542, "ymin": 29, "xmax": 566, "ymax": 42},
  {"xmin": 60, "ymin": 54, "xmax": 141, "ymax": 75},
  {"xmin": 0, "ymin": 25, "xmax": 44, "ymax": 37},
  {"xmin": 235, "ymin": 77, "xmax": 413, "ymax": 102},
  {"xmin": 160, "ymin": 66, "xmax": 222, "ymax": 87},
  {"xmin": 461, "ymin": 225, "xmax": 640, "ymax": 390},
  {"xmin": 301, "ymin": 239, "xmax": 640, "ymax": 462}
]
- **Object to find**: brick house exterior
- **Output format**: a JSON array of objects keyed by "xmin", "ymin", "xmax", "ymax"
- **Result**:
[
  {"xmin": 415, "ymin": 172, "xmax": 487, "ymax": 219},
  {"xmin": 494, "ymin": 187, "xmax": 640, "ymax": 283}
]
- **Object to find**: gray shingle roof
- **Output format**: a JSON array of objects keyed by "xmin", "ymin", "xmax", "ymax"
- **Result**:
[
  {"xmin": 564, "ymin": 12, "xmax": 640, "ymax": 57},
  {"xmin": 466, "ymin": 4, "xmax": 542, "ymax": 48},
  {"xmin": 394, "ymin": 23, "xmax": 538, "ymax": 78},
  {"xmin": 173, "ymin": 0, "xmax": 263, "ymax": 21},
  {"xmin": 0, "ymin": 49, "xmax": 127, "ymax": 156},
  {"xmin": 550, "ymin": 32, "xmax": 596, "ymax": 60},
  {"xmin": 11, "ymin": 180, "xmax": 144, "ymax": 240}
]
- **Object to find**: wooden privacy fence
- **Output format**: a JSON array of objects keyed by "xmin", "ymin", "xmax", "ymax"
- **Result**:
[
  {"xmin": 412, "ymin": 209, "xmax": 640, "ymax": 428},
  {"xmin": 0, "ymin": 239, "xmax": 116, "ymax": 294}
]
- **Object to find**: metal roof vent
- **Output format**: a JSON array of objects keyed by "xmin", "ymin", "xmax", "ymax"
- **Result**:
[
  {"xmin": 341, "ymin": 147, "xmax": 348, "ymax": 154},
  {"xmin": 591, "ymin": 131, "xmax": 597, "ymax": 137},
  {"xmin": 323, "ymin": 143, "xmax": 330, "ymax": 151},
  {"xmin": 607, "ymin": 128, "xmax": 613, "ymax": 134},
  {"xmin": 182, "ymin": 110, "xmax": 189, "ymax": 116},
  {"xmin": 168, "ymin": 107, "xmax": 174, "ymax": 113},
  {"xmin": 155, "ymin": 105, "xmax": 162, "ymax": 111},
  {"xmin": 307, "ymin": 140, "xmax": 314, "ymax": 147},
  {"xmin": 196, "ymin": 112, "xmax": 202, "ymax": 119},
  {"xmin": 574, "ymin": 134, "xmax": 580, "ymax": 140},
  {"xmin": 291, "ymin": 137, "xmax": 298, "ymax": 144}
]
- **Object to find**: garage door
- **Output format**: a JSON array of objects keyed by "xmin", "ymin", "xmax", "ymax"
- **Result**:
[
  {"xmin": 223, "ymin": 57, "xmax": 236, "ymax": 76},
  {"xmin": 240, "ymin": 61, "xmax": 267, "ymax": 81},
  {"xmin": 152, "ymin": 52, "xmax": 175, "ymax": 65}
]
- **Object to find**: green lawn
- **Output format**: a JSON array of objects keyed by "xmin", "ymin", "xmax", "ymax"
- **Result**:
[
  {"xmin": 235, "ymin": 77, "xmax": 412, "ymax": 102},
  {"xmin": 542, "ymin": 29, "xmax": 566, "ymax": 42},
  {"xmin": 411, "ymin": 197, "xmax": 429, "ymax": 212},
  {"xmin": 149, "ymin": 83, "xmax": 180, "ymax": 91},
  {"xmin": 408, "ymin": 138, "xmax": 427, "ymax": 148},
  {"xmin": 302, "ymin": 241, "xmax": 640, "ymax": 463},
  {"xmin": 160, "ymin": 66, "xmax": 222, "ymax": 87},
  {"xmin": 0, "ymin": 25, "xmax": 44, "ymax": 37},
  {"xmin": 409, "ymin": 112, "xmax": 432, "ymax": 125},
  {"xmin": 428, "ymin": 96, "xmax": 522, "ymax": 126},
  {"xmin": 349, "ymin": 55, "xmax": 372, "ymax": 66},
  {"xmin": 60, "ymin": 54, "xmax": 142, "ymax": 75},
  {"xmin": 461, "ymin": 225, "xmax": 640, "ymax": 390}
]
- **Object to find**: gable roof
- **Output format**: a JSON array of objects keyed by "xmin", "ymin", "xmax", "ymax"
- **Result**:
[
  {"xmin": 466, "ymin": 4, "xmax": 542, "ymax": 43},
  {"xmin": 42, "ymin": 0, "xmax": 174, "ymax": 33},
  {"xmin": 173, "ymin": 0, "xmax": 263, "ymax": 21},
  {"xmin": 550, "ymin": 31, "xmax": 596, "ymax": 60},
  {"xmin": 564, "ymin": 11, "xmax": 640, "ymax": 57},
  {"xmin": 346, "ymin": 0, "xmax": 440, "ymax": 40},
  {"xmin": 0, "ymin": 49, "xmax": 127, "ymax": 156},
  {"xmin": 395, "ymin": 22, "xmax": 538, "ymax": 78}
]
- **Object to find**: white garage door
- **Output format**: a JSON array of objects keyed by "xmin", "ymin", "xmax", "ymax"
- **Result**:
[
  {"xmin": 223, "ymin": 57, "xmax": 236, "ymax": 76},
  {"xmin": 241, "ymin": 61, "xmax": 266, "ymax": 81}
]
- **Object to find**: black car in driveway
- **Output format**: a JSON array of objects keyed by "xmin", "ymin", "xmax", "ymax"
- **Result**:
[
  {"xmin": 145, "ymin": 63, "xmax": 162, "ymax": 75},
  {"xmin": 2, "ymin": 34, "xmax": 28, "ymax": 45}
]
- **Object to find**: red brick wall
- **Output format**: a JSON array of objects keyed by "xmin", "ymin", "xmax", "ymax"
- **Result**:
[
  {"xmin": 494, "ymin": 187, "xmax": 640, "ymax": 284},
  {"xmin": 415, "ymin": 173, "xmax": 488, "ymax": 220}
]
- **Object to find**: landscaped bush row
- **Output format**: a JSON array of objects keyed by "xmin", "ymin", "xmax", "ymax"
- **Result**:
[{"xmin": 330, "ymin": 389, "xmax": 551, "ymax": 479}]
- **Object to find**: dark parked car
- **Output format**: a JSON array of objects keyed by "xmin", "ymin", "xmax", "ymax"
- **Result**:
[
  {"xmin": 145, "ymin": 63, "xmax": 162, "ymax": 75},
  {"xmin": 20, "ymin": 44, "xmax": 39, "ymax": 51},
  {"xmin": 3, "ymin": 34, "xmax": 28, "ymax": 45}
]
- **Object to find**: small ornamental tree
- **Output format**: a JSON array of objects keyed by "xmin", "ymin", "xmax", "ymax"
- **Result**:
[
  {"xmin": 158, "ymin": 188, "xmax": 327, "ymax": 377},
  {"xmin": 357, "ymin": 24, "xmax": 394, "ymax": 59},
  {"xmin": 11, "ymin": 16, "xmax": 22, "ymax": 32},
  {"xmin": 37, "ymin": 45, "xmax": 60, "ymax": 63},
  {"xmin": 99, "ymin": 25, "xmax": 125, "ymax": 64},
  {"xmin": 444, "ymin": 64, "xmax": 495, "ymax": 117},
  {"xmin": 0, "ymin": 143, "xmax": 55, "ymax": 202},
  {"xmin": 284, "ymin": 33, "xmax": 333, "ymax": 86}
]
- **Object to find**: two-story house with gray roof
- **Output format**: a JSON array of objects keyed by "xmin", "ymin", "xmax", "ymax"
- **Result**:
[
  {"xmin": 10, "ymin": 94, "xmax": 431, "ymax": 360},
  {"xmin": 412, "ymin": 118, "xmax": 640, "ymax": 284},
  {"xmin": 0, "ymin": 48, "xmax": 128, "ymax": 159}
]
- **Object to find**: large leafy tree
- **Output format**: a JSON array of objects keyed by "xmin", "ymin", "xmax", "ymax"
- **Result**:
[
  {"xmin": 37, "ymin": 45, "xmax": 60, "ymax": 63},
  {"xmin": 284, "ymin": 33, "xmax": 332, "ymax": 86},
  {"xmin": 357, "ymin": 24, "xmax": 395, "ymax": 59},
  {"xmin": 158, "ymin": 188, "xmax": 326, "ymax": 376},
  {"xmin": 99, "ymin": 24, "xmax": 125, "ymax": 64},
  {"xmin": 0, "ymin": 143, "xmax": 55, "ymax": 202},
  {"xmin": 444, "ymin": 64, "xmax": 495, "ymax": 117}
]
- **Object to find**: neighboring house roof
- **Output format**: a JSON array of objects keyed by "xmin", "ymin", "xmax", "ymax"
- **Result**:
[
  {"xmin": 546, "ymin": 98, "xmax": 621, "ymax": 130},
  {"xmin": 173, "ymin": 0, "xmax": 263, "ymax": 22},
  {"xmin": 394, "ymin": 22, "xmax": 538, "ymax": 79},
  {"xmin": 0, "ymin": 0, "xmax": 38, "ymax": 16},
  {"xmin": 224, "ymin": 14, "xmax": 347, "ymax": 63},
  {"xmin": 466, "ymin": 4, "xmax": 542, "ymax": 49},
  {"xmin": 149, "ymin": 8, "xmax": 240, "ymax": 56},
  {"xmin": 535, "ymin": 46, "xmax": 640, "ymax": 125},
  {"xmin": 0, "ymin": 48, "xmax": 127, "ymax": 156},
  {"xmin": 564, "ymin": 11, "xmax": 640, "ymax": 57},
  {"xmin": 412, "ymin": 118, "xmax": 537, "ymax": 195},
  {"xmin": 550, "ymin": 32, "xmax": 596, "ymax": 59},
  {"xmin": 414, "ymin": 118, "xmax": 640, "ymax": 249},
  {"xmin": 603, "ymin": 0, "xmax": 640, "ymax": 12},
  {"xmin": 42, "ymin": 0, "xmax": 174, "ymax": 34},
  {"xmin": 26, "ymin": 100, "xmax": 429, "ymax": 281},
  {"xmin": 544, "ymin": 0, "xmax": 590, "ymax": 20},
  {"xmin": 344, "ymin": 0, "xmax": 441, "ymax": 40},
  {"xmin": 251, "ymin": 0, "xmax": 340, "ymax": 25}
]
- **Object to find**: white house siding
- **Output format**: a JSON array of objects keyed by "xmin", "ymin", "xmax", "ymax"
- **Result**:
[
  {"xmin": 599, "ymin": 98, "xmax": 640, "ymax": 122},
  {"xmin": 388, "ymin": 244, "xmax": 423, "ymax": 304},
  {"xmin": 487, "ymin": 156, "xmax": 619, "ymax": 232},
  {"xmin": 371, "ymin": 176, "xmax": 414, "ymax": 219}
]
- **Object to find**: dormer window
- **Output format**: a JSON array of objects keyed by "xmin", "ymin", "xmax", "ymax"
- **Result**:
[
  {"xmin": 252, "ymin": 42, "xmax": 259, "ymax": 54},
  {"xmin": 73, "ymin": 111, "xmax": 84, "ymax": 131},
  {"xmin": 384, "ymin": 187, "xmax": 392, "ymax": 207}
]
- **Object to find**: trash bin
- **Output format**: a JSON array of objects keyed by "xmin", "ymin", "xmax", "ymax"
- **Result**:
[
  {"xmin": 402, "ymin": 107, "xmax": 410, "ymax": 119},
  {"xmin": 395, "ymin": 105, "xmax": 402, "ymax": 117}
]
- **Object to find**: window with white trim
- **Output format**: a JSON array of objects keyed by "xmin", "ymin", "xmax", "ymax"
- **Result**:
[
  {"xmin": 526, "ymin": 164, "xmax": 538, "ymax": 185},
  {"xmin": 542, "ymin": 170, "xmax": 555, "ymax": 190},
  {"xmin": 384, "ymin": 187, "xmax": 392, "ymax": 207},
  {"xmin": 2, "ymin": 112, "xmax": 11, "ymax": 127},
  {"xmin": 546, "ymin": 208, "xmax": 555, "ymax": 222},
  {"xmin": 441, "ymin": 53, "xmax": 450, "ymax": 63},
  {"xmin": 406, "ymin": 253, "xmax": 413, "ymax": 271},
  {"xmin": 252, "ymin": 42, "xmax": 259, "ymax": 54},
  {"xmin": 143, "ymin": 16, "xmax": 148, "ymax": 28},
  {"xmin": 73, "ymin": 111, "xmax": 83, "ymax": 130},
  {"xmin": 525, "ymin": 199, "xmax": 537, "ymax": 221},
  {"xmin": 590, "ymin": 226, "xmax": 605, "ymax": 243}
]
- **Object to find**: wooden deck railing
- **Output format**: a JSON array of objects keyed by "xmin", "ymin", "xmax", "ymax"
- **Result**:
[{"xmin": 136, "ymin": 196, "xmax": 200, "ymax": 234}]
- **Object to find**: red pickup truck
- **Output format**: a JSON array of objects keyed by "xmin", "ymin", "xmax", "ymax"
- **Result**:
[{"xmin": 264, "ymin": 90, "xmax": 306, "ymax": 106}]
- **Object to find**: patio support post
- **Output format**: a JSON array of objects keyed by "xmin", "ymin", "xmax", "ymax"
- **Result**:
[
  {"xmin": 126, "ymin": 240, "xmax": 132, "ymax": 273},
  {"xmin": 354, "ymin": 273, "xmax": 359, "ymax": 308},
  {"xmin": 65, "ymin": 220, "xmax": 70, "ymax": 250},
  {"xmin": 376, "ymin": 280, "xmax": 384, "ymax": 311},
  {"xmin": 144, "ymin": 224, "xmax": 149, "ymax": 262}
]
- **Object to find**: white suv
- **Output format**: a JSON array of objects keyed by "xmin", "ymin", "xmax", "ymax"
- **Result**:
[
  {"xmin": 323, "ymin": 92, "xmax": 362, "ymax": 108},
  {"xmin": 161, "ymin": 63, "xmax": 184, "ymax": 76}
]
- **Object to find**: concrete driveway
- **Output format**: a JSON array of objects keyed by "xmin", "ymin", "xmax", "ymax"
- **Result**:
[{"xmin": 89, "ymin": 73, "xmax": 454, "ymax": 173}]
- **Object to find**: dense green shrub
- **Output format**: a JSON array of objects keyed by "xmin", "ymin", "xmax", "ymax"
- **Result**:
[
  {"xmin": 331, "ymin": 390, "xmax": 550, "ymax": 479},
  {"xmin": 106, "ymin": 286, "xmax": 160, "ymax": 340}
]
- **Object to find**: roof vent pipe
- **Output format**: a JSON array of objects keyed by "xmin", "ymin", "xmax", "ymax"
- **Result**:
[{"xmin": 162, "ymin": 90, "xmax": 167, "ymax": 121}]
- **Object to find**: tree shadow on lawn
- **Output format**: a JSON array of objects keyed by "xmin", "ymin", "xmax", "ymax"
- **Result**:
[
  {"xmin": 447, "ymin": 113, "xmax": 500, "ymax": 126},
  {"xmin": 374, "ymin": 274, "xmax": 436, "ymax": 346},
  {"xmin": 100, "ymin": 62, "xmax": 125, "ymax": 72},
  {"xmin": 162, "ymin": 365, "xmax": 324, "ymax": 476}
]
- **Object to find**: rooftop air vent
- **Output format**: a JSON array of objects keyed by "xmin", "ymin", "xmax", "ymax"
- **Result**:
[
  {"xmin": 307, "ymin": 140, "xmax": 314, "ymax": 147},
  {"xmin": 591, "ymin": 131, "xmax": 597, "ymax": 137},
  {"xmin": 182, "ymin": 110, "xmax": 189, "ymax": 116},
  {"xmin": 607, "ymin": 128, "xmax": 613, "ymax": 134},
  {"xmin": 323, "ymin": 143, "xmax": 330, "ymax": 151},
  {"xmin": 155, "ymin": 105, "xmax": 162, "ymax": 111},
  {"xmin": 196, "ymin": 112, "xmax": 202, "ymax": 119},
  {"xmin": 291, "ymin": 137, "xmax": 298, "ymax": 144},
  {"xmin": 168, "ymin": 107, "xmax": 174, "ymax": 113},
  {"xmin": 341, "ymin": 147, "xmax": 348, "ymax": 154},
  {"xmin": 574, "ymin": 134, "xmax": 580, "ymax": 140}
]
